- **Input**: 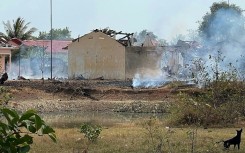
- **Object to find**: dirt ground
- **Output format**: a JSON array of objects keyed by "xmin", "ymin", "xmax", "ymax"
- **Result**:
[{"xmin": 2, "ymin": 79, "xmax": 189, "ymax": 113}]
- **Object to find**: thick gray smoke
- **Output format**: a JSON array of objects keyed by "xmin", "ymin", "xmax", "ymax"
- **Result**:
[
  {"xmin": 196, "ymin": 8, "xmax": 245, "ymax": 82},
  {"xmin": 132, "ymin": 8, "xmax": 245, "ymax": 88}
]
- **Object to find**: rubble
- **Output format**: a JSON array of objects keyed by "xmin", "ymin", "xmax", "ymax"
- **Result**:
[
  {"xmin": 92, "ymin": 76, "xmax": 104, "ymax": 80},
  {"xmin": 93, "ymin": 28, "xmax": 134, "ymax": 46},
  {"xmin": 75, "ymin": 74, "xmax": 86, "ymax": 80},
  {"xmin": 17, "ymin": 76, "xmax": 30, "ymax": 81}
]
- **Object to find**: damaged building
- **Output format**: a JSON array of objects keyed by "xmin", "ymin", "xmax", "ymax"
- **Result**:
[
  {"xmin": 68, "ymin": 29, "xmax": 163, "ymax": 80},
  {"xmin": 67, "ymin": 28, "xmax": 201, "ymax": 80},
  {"xmin": 161, "ymin": 40, "xmax": 200, "ymax": 77},
  {"xmin": 0, "ymin": 37, "xmax": 18, "ymax": 74},
  {"xmin": 9, "ymin": 39, "xmax": 71, "ymax": 79}
]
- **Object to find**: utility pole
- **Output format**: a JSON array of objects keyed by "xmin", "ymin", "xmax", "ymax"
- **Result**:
[
  {"xmin": 18, "ymin": 47, "xmax": 20, "ymax": 77},
  {"xmin": 50, "ymin": 0, "xmax": 53, "ymax": 79}
]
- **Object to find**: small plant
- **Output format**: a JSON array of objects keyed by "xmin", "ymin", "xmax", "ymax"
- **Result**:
[
  {"xmin": 142, "ymin": 117, "xmax": 174, "ymax": 153},
  {"xmin": 169, "ymin": 49, "xmax": 245, "ymax": 127},
  {"xmin": 0, "ymin": 108, "xmax": 56, "ymax": 153},
  {"xmin": 79, "ymin": 122, "xmax": 102, "ymax": 153},
  {"xmin": 80, "ymin": 122, "xmax": 102, "ymax": 143},
  {"xmin": 187, "ymin": 128, "xmax": 198, "ymax": 153},
  {"xmin": 0, "ymin": 86, "xmax": 12, "ymax": 106}
]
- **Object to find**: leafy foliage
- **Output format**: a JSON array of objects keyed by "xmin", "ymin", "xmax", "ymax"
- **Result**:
[
  {"xmin": 2, "ymin": 17, "xmax": 37, "ymax": 40},
  {"xmin": 198, "ymin": 1, "xmax": 244, "ymax": 42},
  {"xmin": 169, "ymin": 47, "xmax": 245, "ymax": 126},
  {"xmin": 170, "ymin": 79, "xmax": 245, "ymax": 127},
  {"xmin": 134, "ymin": 29, "xmax": 158, "ymax": 45},
  {"xmin": 80, "ymin": 122, "xmax": 102, "ymax": 143},
  {"xmin": 37, "ymin": 27, "xmax": 72, "ymax": 40},
  {"xmin": 0, "ymin": 108, "xmax": 56, "ymax": 153}
]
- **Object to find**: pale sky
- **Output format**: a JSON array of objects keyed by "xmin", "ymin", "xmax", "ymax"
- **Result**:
[{"xmin": 0, "ymin": 0, "xmax": 245, "ymax": 42}]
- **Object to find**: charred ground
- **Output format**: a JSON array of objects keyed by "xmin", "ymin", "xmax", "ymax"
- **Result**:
[{"xmin": 2, "ymin": 79, "xmax": 196, "ymax": 113}]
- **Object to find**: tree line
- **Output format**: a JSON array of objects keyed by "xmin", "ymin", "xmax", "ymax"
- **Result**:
[{"xmin": 0, "ymin": 17, "xmax": 73, "ymax": 41}]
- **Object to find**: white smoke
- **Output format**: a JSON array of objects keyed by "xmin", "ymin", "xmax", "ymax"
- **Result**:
[
  {"xmin": 7, "ymin": 48, "xmax": 68, "ymax": 80},
  {"xmin": 132, "ymin": 7, "xmax": 245, "ymax": 88},
  {"xmin": 132, "ymin": 69, "xmax": 170, "ymax": 88},
  {"xmin": 198, "ymin": 8, "xmax": 245, "ymax": 81}
]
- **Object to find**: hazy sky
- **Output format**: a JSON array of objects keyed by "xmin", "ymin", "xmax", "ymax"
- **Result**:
[{"xmin": 0, "ymin": 0, "xmax": 245, "ymax": 42}]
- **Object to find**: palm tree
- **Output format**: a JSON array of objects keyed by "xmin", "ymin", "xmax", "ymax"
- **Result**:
[{"xmin": 2, "ymin": 17, "xmax": 37, "ymax": 40}]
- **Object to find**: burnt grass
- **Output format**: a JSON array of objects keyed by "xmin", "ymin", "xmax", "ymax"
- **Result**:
[
  {"xmin": 1, "ymin": 79, "xmax": 198, "ymax": 113},
  {"xmin": 3, "ymin": 79, "xmax": 182, "ymax": 101}
]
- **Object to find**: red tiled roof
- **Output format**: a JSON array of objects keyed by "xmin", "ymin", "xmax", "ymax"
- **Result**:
[
  {"xmin": 10, "ymin": 38, "xmax": 22, "ymax": 46},
  {"xmin": 1, "ymin": 38, "xmax": 18, "ymax": 49},
  {"xmin": 22, "ymin": 40, "xmax": 71, "ymax": 53}
]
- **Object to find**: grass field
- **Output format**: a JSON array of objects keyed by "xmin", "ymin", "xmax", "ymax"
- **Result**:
[{"xmin": 29, "ymin": 117, "xmax": 245, "ymax": 153}]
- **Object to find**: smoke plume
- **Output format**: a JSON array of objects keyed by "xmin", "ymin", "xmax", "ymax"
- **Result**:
[{"xmin": 132, "ymin": 8, "xmax": 245, "ymax": 88}]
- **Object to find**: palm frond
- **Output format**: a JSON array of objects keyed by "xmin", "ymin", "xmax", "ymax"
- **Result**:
[{"xmin": 2, "ymin": 17, "xmax": 37, "ymax": 40}]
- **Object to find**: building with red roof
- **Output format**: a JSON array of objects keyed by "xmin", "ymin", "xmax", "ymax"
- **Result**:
[
  {"xmin": 21, "ymin": 40, "xmax": 71, "ymax": 53},
  {"xmin": 7, "ymin": 39, "xmax": 71, "ymax": 79},
  {"xmin": 0, "ymin": 37, "xmax": 18, "ymax": 74}
]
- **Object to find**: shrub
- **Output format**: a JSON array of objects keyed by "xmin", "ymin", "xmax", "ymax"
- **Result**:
[
  {"xmin": 169, "ymin": 80, "xmax": 245, "ymax": 127},
  {"xmin": 141, "ymin": 117, "xmax": 174, "ymax": 153},
  {"xmin": 0, "ymin": 108, "xmax": 56, "ymax": 153},
  {"xmin": 0, "ymin": 87, "xmax": 12, "ymax": 106},
  {"xmin": 80, "ymin": 122, "xmax": 102, "ymax": 143}
]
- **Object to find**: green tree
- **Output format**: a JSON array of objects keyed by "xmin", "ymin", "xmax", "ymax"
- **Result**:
[
  {"xmin": 198, "ymin": 2, "xmax": 244, "ymax": 42},
  {"xmin": 135, "ymin": 29, "xmax": 158, "ymax": 45},
  {"xmin": 2, "ymin": 17, "xmax": 37, "ymax": 40},
  {"xmin": 80, "ymin": 122, "xmax": 102, "ymax": 152},
  {"xmin": 0, "ymin": 87, "xmax": 12, "ymax": 106},
  {"xmin": 80, "ymin": 123, "xmax": 102, "ymax": 143},
  {"xmin": 38, "ymin": 27, "xmax": 72, "ymax": 40}
]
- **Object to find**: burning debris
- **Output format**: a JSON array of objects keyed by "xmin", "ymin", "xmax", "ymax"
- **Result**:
[
  {"xmin": 130, "ymin": 4, "xmax": 245, "ymax": 89},
  {"xmin": 92, "ymin": 76, "xmax": 104, "ymax": 80},
  {"xmin": 17, "ymin": 76, "xmax": 30, "ymax": 81},
  {"xmin": 132, "ymin": 69, "xmax": 170, "ymax": 88},
  {"xmin": 131, "ymin": 39, "xmax": 201, "ymax": 88},
  {"xmin": 75, "ymin": 75, "xmax": 104, "ymax": 80},
  {"xmin": 75, "ymin": 75, "xmax": 86, "ymax": 80}
]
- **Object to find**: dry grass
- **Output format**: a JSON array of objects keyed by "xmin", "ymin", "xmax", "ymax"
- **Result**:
[{"xmin": 29, "ymin": 121, "xmax": 245, "ymax": 153}]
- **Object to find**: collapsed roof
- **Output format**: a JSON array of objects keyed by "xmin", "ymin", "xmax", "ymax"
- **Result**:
[
  {"xmin": 0, "ymin": 37, "xmax": 16, "ymax": 48},
  {"xmin": 93, "ymin": 28, "xmax": 134, "ymax": 47}
]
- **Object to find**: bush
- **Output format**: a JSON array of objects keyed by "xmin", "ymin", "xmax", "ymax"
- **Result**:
[
  {"xmin": 80, "ymin": 122, "xmax": 102, "ymax": 143},
  {"xmin": 169, "ymin": 80, "xmax": 245, "ymax": 127},
  {"xmin": 0, "ymin": 87, "xmax": 12, "ymax": 106},
  {"xmin": 0, "ymin": 108, "xmax": 56, "ymax": 153},
  {"xmin": 141, "ymin": 117, "xmax": 166, "ymax": 152}
]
